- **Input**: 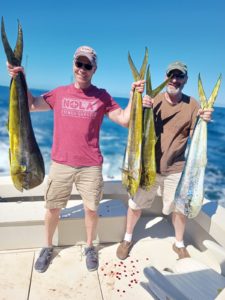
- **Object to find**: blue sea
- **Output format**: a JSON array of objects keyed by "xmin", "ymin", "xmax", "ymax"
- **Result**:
[{"xmin": 0, "ymin": 85, "xmax": 224, "ymax": 205}]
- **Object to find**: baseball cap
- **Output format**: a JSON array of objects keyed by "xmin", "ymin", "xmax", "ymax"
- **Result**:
[
  {"xmin": 166, "ymin": 61, "xmax": 188, "ymax": 75},
  {"xmin": 73, "ymin": 46, "xmax": 97, "ymax": 67}
]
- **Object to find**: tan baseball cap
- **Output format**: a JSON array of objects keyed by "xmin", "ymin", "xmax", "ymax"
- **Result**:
[
  {"xmin": 73, "ymin": 46, "xmax": 97, "ymax": 66},
  {"xmin": 166, "ymin": 61, "xmax": 188, "ymax": 75}
]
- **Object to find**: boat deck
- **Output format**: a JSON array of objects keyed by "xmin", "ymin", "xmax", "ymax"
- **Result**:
[
  {"xmin": 1, "ymin": 178, "xmax": 225, "ymax": 299},
  {"xmin": 1, "ymin": 215, "xmax": 225, "ymax": 300}
]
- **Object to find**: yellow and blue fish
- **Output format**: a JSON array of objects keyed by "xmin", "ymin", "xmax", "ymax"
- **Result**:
[
  {"xmin": 1, "ymin": 18, "xmax": 45, "ymax": 191},
  {"xmin": 175, "ymin": 74, "xmax": 222, "ymax": 218},
  {"xmin": 122, "ymin": 48, "xmax": 148, "ymax": 197},
  {"xmin": 140, "ymin": 65, "xmax": 170, "ymax": 190}
]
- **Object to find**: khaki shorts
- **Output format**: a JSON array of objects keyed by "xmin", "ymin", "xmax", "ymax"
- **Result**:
[
  {"xmin": 129, "ymin": 173, "xmax": 182, "ymax": 215},
  {"xmin": 45, "ymin": 161, "xmax": 103, "ymax": 211}
]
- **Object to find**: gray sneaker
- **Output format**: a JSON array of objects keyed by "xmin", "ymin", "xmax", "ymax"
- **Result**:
[
  {"xmin": 84, "ymin": 246, "xmax": 98, "ymax": 272},
  {"xmin": 34, "ymin": 247, "xmax": 53, "ymax": 273}
]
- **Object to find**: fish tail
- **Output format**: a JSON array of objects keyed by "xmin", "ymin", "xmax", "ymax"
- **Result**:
[
  {"xmin": 208, "ymin": 74, "xmax": 222, "ymax": 108},
  {"xmin": 13, "ymin": 19, "xmax": 23, "ymax": 64},
  {"xmin": 1, "ymin": 17, "xmax": 20, "ymax": 66}
]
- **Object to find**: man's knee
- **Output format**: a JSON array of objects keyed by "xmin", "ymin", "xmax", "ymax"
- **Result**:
[
  {"xmin": 47, "ymin": 208, "xmax": 61, "ymax": 214},
  {"xmin": 128, "ymin": 198, "xmax": 142, "ymax": 210},
  {"xmin": 45, "ymin": 208, "xmax": 61, "ymax": 221},
  {"xmin": 84, "ymin": 206, "xmax": 98, "ymax": 216}
]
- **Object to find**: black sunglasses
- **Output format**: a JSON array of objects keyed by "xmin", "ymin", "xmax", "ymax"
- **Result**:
[
  {"xmin": 168, "ymin": 72, "xmax": 186, "ymax": 79},
  {"xmin": 75, "ymin": 61, "xmax": 93, "ymax": 71}
]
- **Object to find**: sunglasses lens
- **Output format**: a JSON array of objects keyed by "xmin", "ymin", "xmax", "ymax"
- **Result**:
[
  {"xmin": 75, "ymin": 61, "xmax": 93, "ymax": 71},
  {"xmin": 177, "ymin": 74, "xmax": 185, "ymax": 79},
  {"xmin": 84, "ymin": 64, "xmax": 93, "ymax": 70},
  {"xmin": 75, "ymin": 61, "xmax": 83, "ymax": 68},
  {"xmin": 168, "ymin": 72, "xmax": 185, "ymax": 79}
]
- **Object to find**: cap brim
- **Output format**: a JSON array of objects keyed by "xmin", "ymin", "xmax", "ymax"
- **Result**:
[
  {"xmin": 167, "ymin": 67, "xmax": 187, "ymax": 75},
  {"xmin": 74, "ymin": 52, "xmax": 95, "ymax": 65}
]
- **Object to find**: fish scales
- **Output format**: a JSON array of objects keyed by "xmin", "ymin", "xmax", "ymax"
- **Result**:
[
  {"xmin": 1, "ymin": 18, "xmax": 45, "ymax": 191},
  {"xmin": 140, "ymin": 65, "xmax": 170, "ymax": 190},
  {"xmin": 174, "ymin": 74, "xmax": 222, "ymax": 218},
  {"xmin": 122, "ymin": 48, "xmax": 148, "ymax": 196}
]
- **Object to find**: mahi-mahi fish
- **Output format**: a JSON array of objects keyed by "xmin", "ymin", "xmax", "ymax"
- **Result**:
[
  {"xmin": 122, "ymin": 48, "xmax": 148, "ymax": 197},
  {"xmin": 140, "ymin": 65, "xmax": 171, "ymax": 190},
  {"xmin": 174, "ymin": 74, "xmax": 222, "ymax": 218},
  {"xmin": 1, "ymin": 17, "xmax": 45, "ymax": 191}
]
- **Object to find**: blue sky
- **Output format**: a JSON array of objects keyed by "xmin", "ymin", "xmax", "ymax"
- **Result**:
[{"xmin": 0, "ymin": 0, "xmax": 225, "ymax": 106}]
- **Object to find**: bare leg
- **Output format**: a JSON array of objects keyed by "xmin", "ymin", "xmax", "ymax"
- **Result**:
[
  {"xmin": 34, "ymin": 208, "xmax": 61, "ymax": 272},
  {"xmin": 126, "ymin": 207, "xmax": 142, "ymax": 235},
  {"xmin": 45, "ymin": 208, "xmax": 61, "ymax": 247},
  {"xmin": 84, "ymin": 206, "xmax": 98, "ymax": 247},
  {"xmin": 172, "ymin": 211, "xmax": 190, "ymax": 258},
  {"xmin": 172, "ymin": 211, "xmax": 186, "ymax": 242},
  {"xmin": 116, "ymin": 207, "xmax": 142, "ymax": 260}
]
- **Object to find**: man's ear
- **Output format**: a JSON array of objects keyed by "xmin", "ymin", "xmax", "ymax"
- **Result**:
[{"xmin": 93, "ymin": 66, "xmax": 97, "ymax": 74}]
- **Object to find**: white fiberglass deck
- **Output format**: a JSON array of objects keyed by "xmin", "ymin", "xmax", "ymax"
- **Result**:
[
  {"xmin": 1, "ymin": 216, "xmax": 225, "ymax": 300},
  {"xmin": 1, "ymin": 177, "xmax": 225, "ymax": 299}
]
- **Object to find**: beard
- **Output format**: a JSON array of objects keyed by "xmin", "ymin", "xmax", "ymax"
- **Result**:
[{"xmin": 166, "ymin": 85, "xmax": 182, "ymax": 95}]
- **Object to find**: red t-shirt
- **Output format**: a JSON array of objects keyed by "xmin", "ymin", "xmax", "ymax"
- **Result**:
[{"xmin": 43, "ymin": 84, "xmax": 120, "ymax": 167}]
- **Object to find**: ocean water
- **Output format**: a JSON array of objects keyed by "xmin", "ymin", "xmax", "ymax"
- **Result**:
[{"xmin": 0, "ymin": 85, "xmax": 224, "ymax": 205}]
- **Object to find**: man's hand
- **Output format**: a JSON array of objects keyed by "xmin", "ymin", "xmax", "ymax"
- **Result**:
[
  {"xmin": 142, "ymin": 94, "xmax": 153, "ymax": 108},
  {"xmin": 198, "ymin": 108, "xmax": 214, "ymax": 122},
  {"xmin": 130, "ymin": 79, "xmax": 146, "ymax": 94},
  {"xmin": 7, "ymin": 62, "xmax": 25, "ymax": 78}
]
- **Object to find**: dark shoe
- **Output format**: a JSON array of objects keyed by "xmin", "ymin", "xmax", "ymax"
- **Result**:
[
  {"xmin": 85, "ymin": 246, "xmax": 98, "ymax": 272},
  {"xmin": 173, "ymin": 243, "xmax": 190, "ymax": 259},
  {"xmin": 116, "ymin": 241, "xmax": 133, "ymax": 260},
  {"xmin": 34, "ymin": 247, "xmax": 53, "ymax": 273}
]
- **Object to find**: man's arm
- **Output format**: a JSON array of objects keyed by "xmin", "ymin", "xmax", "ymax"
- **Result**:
[
  {"xmin": 27, "ymin": 92, "xmax": 51, "ymax": 112},
  {"xmin": 107, "ymin": 80, "xmax": 145, "ymax": 127},
  {"xmin": 7, "ymin": 62, "xmax": 51, "ymax": 112}
]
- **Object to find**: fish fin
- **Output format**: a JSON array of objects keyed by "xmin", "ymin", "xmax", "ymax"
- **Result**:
[
  {"xmin": 8, "ymin": 149, "xmax": 11, "ymax": 164},
  {"xmin": 121, "ymin": 168, "xmax": 129, "ymax": 173},
  {"xmin": 21, "ymin": 165, "xmax": 27, "ymax": 172},
  {"xmin": 198, "ymin": 74, "xmax": 208, "ymax": 109},
  {"xmin": 128, "ymin": 52, "xmax": 140, "ymax": 81},
  {"xmin": 1, "ymin": 17, "xmax": 19, "ymax": 66},
  {"xmin": 207, "ymin": 74, "xmax": 222, "ymax": 108},
  {"xmin": 13, "ymin": 19, "xmax": 23, "ymax": 64},
  {"xmin": 5, "ymin": 118, "xmax": 9, "ymax": 132},
  {"xmin": 139, "ymin": 47, "xmax": 148, "ymax": 80}
]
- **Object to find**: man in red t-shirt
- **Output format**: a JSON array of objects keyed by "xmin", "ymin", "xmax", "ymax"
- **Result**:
[{"xmin": 8, "ymin": 45, "xmax": 145, "ymax": 273}]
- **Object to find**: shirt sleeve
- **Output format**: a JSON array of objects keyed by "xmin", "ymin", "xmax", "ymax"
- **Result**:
[
  {"xmin": 42, "ymin": 88, "xmax": 59, "ymax": 109},
  {"xmin": 101, "ymin": 89, "xmax": 120, "ymax": 113}
]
